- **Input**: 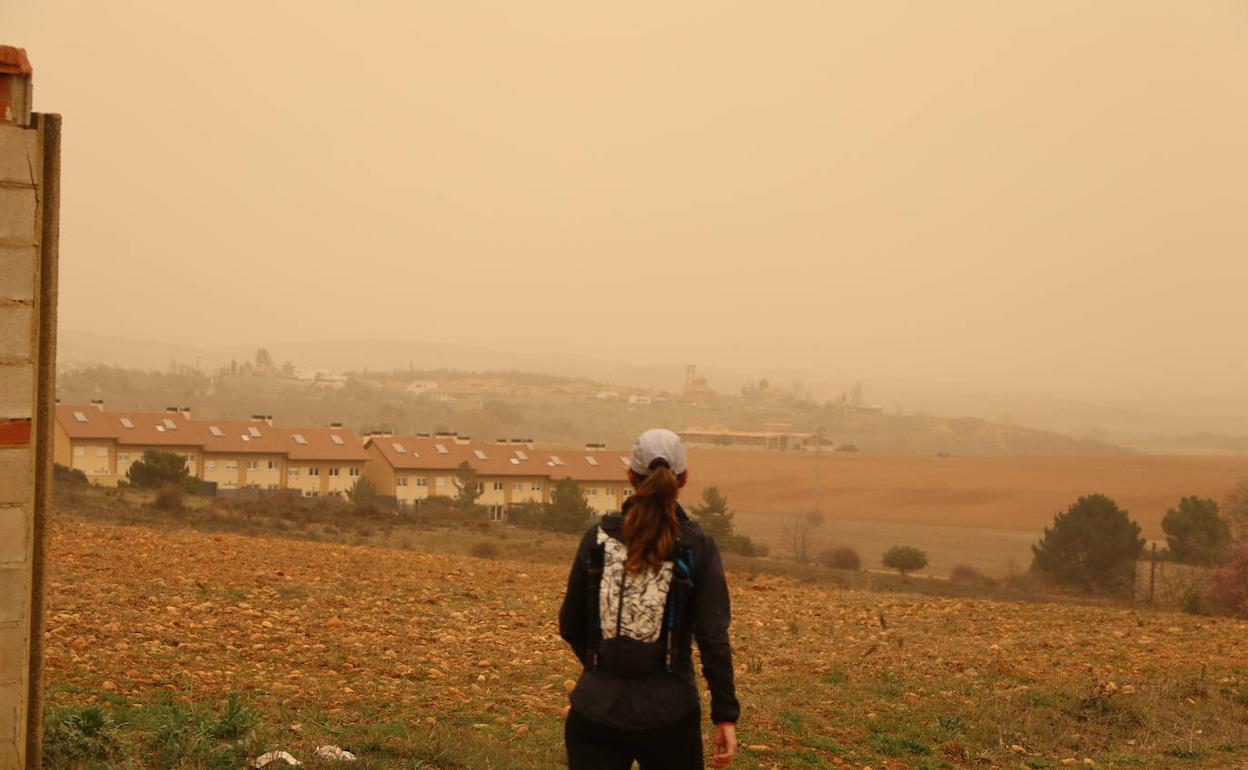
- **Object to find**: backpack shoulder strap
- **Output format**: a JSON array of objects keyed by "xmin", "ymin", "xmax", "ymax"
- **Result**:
[
  {"xmin": 663, "ymin": 539, "xmax": 696, "ymax": 671},
  {"xmin": 583, "ymin": 530, "xmax": 606, "ymax": 667}
]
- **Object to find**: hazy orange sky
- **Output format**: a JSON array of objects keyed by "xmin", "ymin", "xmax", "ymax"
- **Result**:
[{"xmin": 4, "ymin": 1, "xmax": 1248, "ymax": 407}]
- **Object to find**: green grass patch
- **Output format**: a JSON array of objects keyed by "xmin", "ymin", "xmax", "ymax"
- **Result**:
[{"xmin": 867, "ymin": 730, "xmax": 932, "ymax": 757}]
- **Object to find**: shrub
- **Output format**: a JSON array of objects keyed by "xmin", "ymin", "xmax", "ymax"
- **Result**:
[
  {"xmin": 1031, "ymin": 494, "xmax": 1144, "ymax": 596},
  {"xmin": 506, "ymin": 501, "xmax": 547, "ymax": 529},
  {"xmin": 1180, "ymin": 587, "xmax": 1205, "ymax": 615},
  {"xmin": 819, "ymin": 546, "xmax": 862, "ymax": 571},
  {"xmin": 883, "ymin": 545, "xmax": 928, "ymax": 576},
  {"xmin": 126, "ymin": 449, "xmax": 194, "ymax": 490},
  {"xmin": 723, "ymin": 533, "xmax": 767, "ymax": 557},
  {"xmin": 154, "ymin": 483, "xmax": 185, "ymax": 512},
  {"xmin": 1162, "ymin": 496, "xmax": 1232, "ymax": 565},
  {"xmin": 43, "ymin": 705, "xmax": 122, "ymax": 768},
  {"xmin": 469, "ymin": 541, "xmax": 500, "ymax": 559},
  {"xmin": 950, "ymin": 565, "xmax": 994, "ymax": 586},
  {"xmin": 53, "ymin": 462, "xmax": 89, "ymax": 487},
  {"xmin": 347, "ymin": 475, "xmax": 380, "ymax": 504},
  {"xmin": 1208, "ymin": 542, "xmax": 1248, "ymax": 618}
]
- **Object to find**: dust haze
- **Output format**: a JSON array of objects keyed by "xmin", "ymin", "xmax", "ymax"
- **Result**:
[{"xmin": 7, "ymin": 0, "xmax": 1248, "ymax": 433}]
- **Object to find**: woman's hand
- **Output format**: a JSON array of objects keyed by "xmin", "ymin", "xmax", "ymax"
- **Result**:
[{"xmin": 711, "ymin": 722, "xmax": 736, "ymax": 767}]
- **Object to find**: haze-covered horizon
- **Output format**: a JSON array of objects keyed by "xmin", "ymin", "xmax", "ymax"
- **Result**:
[{"xmin": 7, "ymin": 1, "xmax": 1248, "ymax": 427}]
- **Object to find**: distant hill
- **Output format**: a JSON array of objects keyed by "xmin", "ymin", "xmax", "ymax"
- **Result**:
[{"xmin": 54, "ymin": 359, "xmax": 1129, "ymax": 456}]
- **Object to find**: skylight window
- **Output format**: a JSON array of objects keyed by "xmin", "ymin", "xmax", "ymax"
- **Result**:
[
  {"xmin": 392, "ymin": 442, "xmax": 406, "ymax": 453},
  {"xmin": 435, "ymin": 443, "xmax": 448, "ymax": 454},
  {"xmin": 585, "ymin": 456, "xmax": 599, "ymax": 466},
  {"xmin": 248, "ymin": 426, "xmax": 261, "ymax": 437},
  {"xmin": 209, "ymin": 426, "xmax": 224, "ymax": 437},
  {"xmin": 509, "ymin": 458, "xmax": 520, "ymax": 465},
  {"xmin": 163, "ymin": 419, "xmax": 177, "ymax": 429},
  {"xmin": 119, "ymin": 417, "xmax": 134, "ymax": 429},
  {"xmin": 514, "ymin": 450, "xmax": 528, "ymax": 460},
  {"xmin": 293, "ymin": 433, "xmax": 308, "ymax": 445},
  {"xmin": 473, "ymin": 449, "xmax": 488, "ymax": 460},
  {"xmin": 155, "ymin": 425, "xmax": 165, "ymax": 432},
  {"xmin": 331, "ymin": 435, "xmax": 344, "ymax": 446},
  {"xmin": 72, "ymin": 410, "xmax": 88, "ymax": 422},
  {"xmin": 618, "ymin": 456, "xmax": 630, "ymax": 467},
  {"xmin": 241, "ymin": 434, "xmax": 251, "ymax": 442},
  {"xmin": 549, "ymin": 455, "xmax": 564, "ymax": 466}
]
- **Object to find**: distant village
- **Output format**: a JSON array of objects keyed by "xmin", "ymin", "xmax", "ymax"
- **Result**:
[{"xmin": 53, "ymin": 397, "xmax": 833, "ymax": 521}]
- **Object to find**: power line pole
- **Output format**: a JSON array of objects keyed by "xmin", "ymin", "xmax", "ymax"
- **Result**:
[{"xmin": 814, "ymin": 425, "xmax": 824, "ymax": 516}]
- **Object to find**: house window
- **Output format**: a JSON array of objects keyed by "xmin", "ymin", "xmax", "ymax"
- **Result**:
[
  {"xmin": 475, "ymin": 482, "xmax": 484, "ymax": 494},
  {"xmin": 309, "ymin": 467, "xmax": 320, "ymax": 476},
  {"xmin": 397, "ymin": 476, "xmax": 409, "ymax": 487},
  {"xmin": 531, "ymin": 482, "xmax": 542, "ymax": 491},
  {"xmin": 247, "ymin": 460, "xmax": 259, "ymax": 470},
  {"xmin": 268, "ymin": 460, "xmax": 279, "ymax": 470},
  {"xmin": 304, "ymin": 490, "xmax": 319, "ymax": 498},
  {"xmin": 118, "ymin": 453, "xmax": 130, "ymax": 463},
  {"xmin": 329, "ymin": 467, "xmax": 341, "ymax": 477},
  {"xmin": 490, "ymin": 505, "xmax": 504, "ymax": 522},
  {"xmin": 349, "ymin": 467, "xmax": 360, "ymax": 477},
  {"xmin": 493, "ymin": 482, "xmax": 504, "ymax": 491},
  {"xmin": 287, "ymin": 468, "xmax": 299, "ymax": 477},
  {"xmin": 205, "ymin": 460, "xmax": 217, "ymax": 470},
  {"xmin": 96, "ymin": 447, "xmax": 108, "ymax": 457},
  {"xmin": 513, "ymin": 482, "xmax": 523, "ymax": 491},
  {"xmin": 586, "ymin": 488, "xmax": 597, "ymax": 496},
  {"xmin": 73, "ymin": 446, "xmax": 85, "ymax": 457},
  {"xmin": 435, "ymin": 476, "xmax": 447, "ymax": 488},
  {"xmin": 225, "ymin": 461, "xmax": 238, "ymax": 471},
  {"xmin": 416, "ymin": 477, "xmax": 428, "ymax": 487},
  {"xmin": 183, "ymin": 454, "xmax": 195, "ymax": 465}
]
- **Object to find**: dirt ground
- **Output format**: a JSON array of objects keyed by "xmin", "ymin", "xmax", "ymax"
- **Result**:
[{"xmin": 42, "ymin": 518, "xmax": 1248, "ymax": 770}]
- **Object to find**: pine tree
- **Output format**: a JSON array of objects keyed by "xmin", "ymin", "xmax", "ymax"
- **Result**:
[
  {"xmin": 454, "ymin": 461, "xmax": 482, "ymax": 509},
  {"xmin": 126, "ymin": 450, "xmax": 192, "ymax": 490},
  {"xmin": 1162, "ymin": 496, "xmax": 1231, "ymax": 565},
  {"xmin": 1031, "ymin": 494, "xmax": 1144, "ymax": 596},
  {"xmin": 690, "ymin": 486, "xmax": 735, "ymax": 539},
  {"xmin": 545, "ymin": 477, "xmax": 593, "ymax": 533}
]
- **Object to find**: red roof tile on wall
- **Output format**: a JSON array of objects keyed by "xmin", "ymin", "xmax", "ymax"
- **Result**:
[
  {"xmin": 0, "ymin": 418, "xmax": 31, "ymax": 445},
  {"xmin": 0, "ymin": 46, "xmax": 32, "ymax": 75}
]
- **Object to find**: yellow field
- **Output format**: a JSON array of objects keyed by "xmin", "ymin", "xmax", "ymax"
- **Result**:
[
  {"xmin": 685, "ymin": 449, "xmax": 1248, "ymax": 537},
  {"xmin": 42, "ymin": 518, "xmax": 1248, "ymax": 770}
]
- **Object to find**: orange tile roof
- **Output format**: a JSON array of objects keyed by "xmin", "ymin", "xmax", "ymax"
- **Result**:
[
  {"xmin": 56, "ymin": 405, "xmax": 205, "ymax": 447},
  {"xmin": 366, "ymin": 436, "xmax": 629, "ymax": 482},
  {"xmin": 57, "ymin": 406, "xmax": 368, "ymax": 461},
  {"xmin": 279, "ymin": 426, "xmax": 368, "ymax": 462},
  {"xmin": 200, "ymin": 419, "xmax": 288, "ymax": 455}
]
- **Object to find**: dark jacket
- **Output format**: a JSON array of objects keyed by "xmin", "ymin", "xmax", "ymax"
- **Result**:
[{"xmin": 558, "ymin": 504, "xmax": 740, "ymax": 729}]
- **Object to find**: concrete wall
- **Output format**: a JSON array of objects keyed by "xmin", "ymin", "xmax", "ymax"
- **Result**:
[{"xmin": 0, "ymin": 104, "xmax": 58, "ymax": 770}]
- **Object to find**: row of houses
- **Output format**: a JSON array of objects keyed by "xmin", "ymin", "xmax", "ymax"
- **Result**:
[{"xmin": 54, "ymin": 402, "xmax": 632, "ymax": 519}]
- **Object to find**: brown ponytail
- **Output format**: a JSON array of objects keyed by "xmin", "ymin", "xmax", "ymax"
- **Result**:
[{"xmin": 622, "ymin": 461, "xmax": 682, "ymax": 573}]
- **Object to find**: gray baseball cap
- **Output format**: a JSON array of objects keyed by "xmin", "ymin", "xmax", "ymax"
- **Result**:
[{"xmin": 629, "ymin": 428, "xmax": 688, "ymax": 475}]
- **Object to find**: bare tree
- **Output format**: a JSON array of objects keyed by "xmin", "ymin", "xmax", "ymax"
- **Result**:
[
  {"xmin": 1222, "ymin": 480, "xmax": 1248, "ymax": 541},
  {"xmin": 780, "ymin": 511, "xmax": 825, "ymax": 564}
]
